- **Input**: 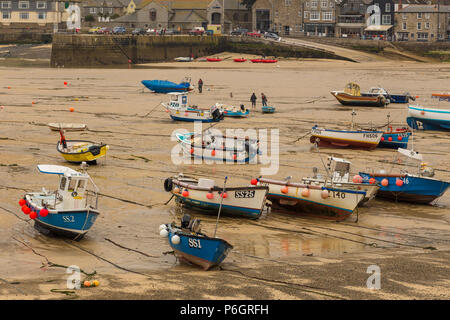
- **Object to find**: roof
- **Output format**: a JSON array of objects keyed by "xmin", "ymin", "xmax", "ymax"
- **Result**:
[
  {"xmin": 398, "ymin": 4, "xmax": 450, "ymax": 13},
  {"xmin": 169, "ymin": 9, "xmax": 207, "ymax": 22},
  {"xmin": 37, "ymin": 165, "xmax": 85, "ymax": 177},
  {"xmin": 82, "ymin": 0, "xmax": 127, "ymax": 8},
  {"xmin": 113, "ymin": 11, "xmax": 138, "ymax": 21}
]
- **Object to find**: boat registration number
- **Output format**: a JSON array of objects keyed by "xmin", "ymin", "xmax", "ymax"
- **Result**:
[
  {"xmin": 331, "ymin": 191, "xmax": 346, "ymax": 199},
  {"xmin": 363, "ymin": 133, "xmax": 378, "ymax": 139},
  {"xmin": 235, "ymin": 190, "xmax": 255, "ymax": 198},
  {"xmin": 62, "ymin": 215, "xmax": 75, "ymax": 223},
  {"xmin": 188, "ymin": 238, "xmax": 202, "ymax": 249}
]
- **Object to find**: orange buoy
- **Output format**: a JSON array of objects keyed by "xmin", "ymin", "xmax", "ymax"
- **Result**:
[
  {"xmin": 83, "ymin": 280, "xmax": 91, "ymax": 287},
  {"xmin": 301, "ymin": 188, "xmax": 310, "ymax": 197},
  {"xmin": 396, "ymin": 179, "xmax": 404, "ymax": 187},
  {"xmin": 281, "ymin": 186, "xmax": 288, "ymax": 194},
  {"xmin": 69, "ymin": 107, "xmax": 75, "ymax": 112},
  {"xmin": 381, "ymin": 179, "xmax": 389, "ymax": 187},
  {"xmin": 369, "ymin": 178, "xmax": 376, "ymax": 184},
  {"xmin": 206, "ymin": 192, "xmax": 214, "ymax": 199}
]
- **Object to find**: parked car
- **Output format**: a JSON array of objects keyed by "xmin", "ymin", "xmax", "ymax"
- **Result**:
[
  {"xmin": 88, "ymin": 26, "xmax": 102, "ymax": 34},
  {"xmin": 231, "ymin": 28, "xmax": 248, "ymax": 36},
  {"xmin": 146, "ymin": 28, "xmax": 159, "ymax": 34},
  {"xmin": 189, "ymin": 27, "xmax": 205, "ymax": 36},
  {"xmin": 132, "ymin": 28, "xmax": 146, "ymax": 35},
  {"xmin": 264, "ymin": 32, "xmax": 281, "ymax": 41},
  {"xmin": 113, "ymin": 26, "xmax": 126, "ymax": 34},
  {"xmin": 97, "ymin": 27, "xmax": 111, "ymax": 34},
  {"xmin": 246, "ymin": 31, "xmax": 262, "ymax": 37}
]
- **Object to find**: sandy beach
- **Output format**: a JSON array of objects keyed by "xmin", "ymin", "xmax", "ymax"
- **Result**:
[{"xmin": 0, "ymin": 55, "xmax": 449, "ymax": 300}]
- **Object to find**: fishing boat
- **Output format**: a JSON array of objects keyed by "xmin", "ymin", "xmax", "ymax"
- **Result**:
[
  {"xmin": 216, "ymin": 103, "xmax": 250, "ymax": 118},
  {"xmin": 255, "ymin": 177, "xmax": 366, "ymax": 220},
  {"xmin": 48, "ymin": 123, "xmax": 87, "ymax": 132},
  {"xmin": 262, "ymin": 106, "xmax": 275, "ymax": 113},
  {"xmin": 406, "ymin": 105, "xmax": 450, "ymax": 131},
  {"xmin": 361, "ymin": 87, "xmax": 414, "ymax": 104},
  {"xmin": 378, "ymin": 126, "xmax": 411, "ymax": 149},
  {"xmin": 159, "ymin": 214, "xmax": 233, "ymax": 270},
  {"xmin": 57, "ymin": 131, "xmax": 109, "ymax": 164},
  {"xmin": 431, "ymin": 93, "xmax": 450, "ymax": 102},
  {"xmin": 141, "ymin": 79, "xmax": 193, "ymax": 93},
  {"xmin": 302, "ymin": 156, "xmax": 379, "ymax": 205},
  {"xmin": 162, "ymin": 93, "xmax": 224, "ymax": 123},
  {"xmin": 359, "ymin": 148, "xmax": 450, "ymax": 204},
  {"xmin": 331, "ymin": 83, "xmax": 389, "ymax": 107},
  {"xmin": 233, "ymin": 58, "xmax": 247, "ymax": 62},
  {"xmin": 206, "ymin": 58, "xmax": 222, "ymax": 62},
  {"xmin": 164, "ymin": 174, "xmax": 269, "ymax": 219},
  {"xmin": 20, "ymin": 164, "xmax": 100, "ymax": 240},
  {"xmin": 175, "ymin": 132, "xmax": 260, "ymax": 163},
  {"xmin": 310, "ymin": 126, "xmax": 383, "ymax": 149}
]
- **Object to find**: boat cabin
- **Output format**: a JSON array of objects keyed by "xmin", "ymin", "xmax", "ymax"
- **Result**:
[
  {"xmin": 327, "ymin": 156, "xmax": 351, "ymax": 183},
  {"xmin": 343, "ymin": 82, "xmax": 361, "ymax": 96},
  {"xmin": 167, "ymin": 92, "xmax": 189, "ymax": 110}
]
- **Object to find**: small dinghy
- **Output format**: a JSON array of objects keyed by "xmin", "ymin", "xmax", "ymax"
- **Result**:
[
  {"xmin": 206, "ymin": 58, "xmax": 222, "ymax": 62},
  {"xmin": 164, "ymin": 174, "xmax": 269, "ymax": 219},
  {"xmin": 57, "ymin": 130, "xmax": 109, "ymax": 164},
  {"xmin": 20, "ymin": 164, "xmax": 100, "ymax": 240},
  {"xmin": 251, "ymin": 58, "xmax": 277, "ymax": 63},
  {"xmin": 141, "ymin": 79, "xmax": 193, "ymax": 93},
  {"xmin": 234, "ymin": 58, "xmax": 247, "ymax": 62},
  {"xmin": 48, "ymin": 123, "xmax": 87, "ymax": 132},
  {"xmin": 360, "ymin": 148, "xmax": 450, "ymax": 204},
  {"xmin": 216, "ymin": 103, "xmax": 250, "ymax": 118},
  {"xmin": 159, "ymin": 214, "xmax": 233, "ymax": 270},
  {"xmin": 262, "ymin": 106, "xmax": 275, "ymax": 113},
  {"xmin": 175, "ymin": 132, "xmax": 260, "ymax": 163},
  {"xmin": 174, "ymin": 57, "xmax": 194, "ymax": 62}
]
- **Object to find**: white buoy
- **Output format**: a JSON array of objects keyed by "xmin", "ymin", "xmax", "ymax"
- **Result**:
[
  {"xmin": 171, "ymin": 234, "xmax": 181, "ymax": 245},
  {"xmin": 160, "ymin": 229, "xmax": 169, "ymax": 237},
  {"xmin": 159, "ymin": 224, "xmax": 167, "ymax": 231}
]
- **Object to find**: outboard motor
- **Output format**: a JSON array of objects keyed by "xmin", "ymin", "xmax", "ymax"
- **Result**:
[
  {"xmin": 211, "ymin": 106, "xmax": 224, "ymax": 121},
  {"xmin": 181, "ymin": 214, "xmax": 191, "ymax": 229}
]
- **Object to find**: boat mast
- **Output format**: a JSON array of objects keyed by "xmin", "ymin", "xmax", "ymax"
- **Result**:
[{"xmin": 213, "ymin": 176, "xmax": 227, "ymax": 238}]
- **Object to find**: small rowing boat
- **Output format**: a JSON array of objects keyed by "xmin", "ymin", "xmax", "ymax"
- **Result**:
[
  {"xmin": 262, "ymin": 106, "xmax": 275, "ymax": 113},
  {"xmin": 48, "ymin": 123, "xmax": 87, "ymax": 132},
  {"xmin": 159, "ymin": 215, "xmax": 233, "ymax": 270},
  {"xmin": 216, "ymin": 103, "xmax": 250, "ymax": 117},
  {"xmin": 233, "ymin": 58, "xmax": 247, "ymax": 62},
  {"xmin": 251, "ymin": 59, "xmax": 278, "ymax": 63},
  {"xmin": 164, "ymin": 174, "xmax": 269, "ymax": 219},
  {"xmin": 378, "ymin": 126, "xmax": 411, "ymax": 149},
  {"xmin": 20, "ymin": 164, "xmax": 100, "ymax": 240},
  {"xmin": 57, "ymin": 131, "xmax": 109, "ymax": 164},
  {"xmin": 206, "ymin": 58, "xmax": 222, "ymax": 62}
]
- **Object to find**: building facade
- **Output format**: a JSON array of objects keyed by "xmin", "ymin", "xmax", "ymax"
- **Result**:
[
  {"xmin": 303, "ymin": 0, "xmax": 337, "ymax": 36},
  {"xmin": 82, "ymin": 0, "xmax": 126, "ymax": 21},
  {"xmin": 394, "ymin": 4, "xmax": 450, "ymax": 41}
]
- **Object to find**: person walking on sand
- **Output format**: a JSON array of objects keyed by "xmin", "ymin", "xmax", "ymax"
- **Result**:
[
  {"xmin": 250, "ymin": 93, "xmax": 257, "ymax": 109},
  {"xmin": 261, "ymin": 93, "xmax": 267, "ymax": 107},
  {"xmin": 198, "ymin": 78, "xmax": 203, "ymax": 93}
]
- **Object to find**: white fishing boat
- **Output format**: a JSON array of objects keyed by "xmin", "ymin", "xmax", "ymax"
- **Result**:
[
  {"xmin": 48, "ymin": 123, "xmax": 87, "ymax": 131},
  {"xmin": 255, "ymin": 177, "xmax": 366, "ymax": 220},
  {"xmin": 406, "ymin": 105, "xmax": 450, "ymax": 131},
  {"xmin": 162, "ymin": 93, "xmax": 224, "ymax": 123},
  {"xmin": 164, "ymin": 174, "xmax": 269, "ymax": 219},
  {"xmin": 20, "ymin": 164, "xmax": 100, "ymax": 240},
  {"xmin": 302, "ymin": 156, "xmax": 379, "ymax": 205},
  {"xmin": 175, "ymin": 132, "xmax": 260, "ymax": 163}
]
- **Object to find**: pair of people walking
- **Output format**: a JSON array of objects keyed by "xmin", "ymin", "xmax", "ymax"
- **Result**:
[{"xmin": 250, "ymin": 92, "xmax": 268, "ymax": 109}]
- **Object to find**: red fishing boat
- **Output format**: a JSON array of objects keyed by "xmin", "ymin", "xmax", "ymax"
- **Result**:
[
  {"xmin": 234, "ymin": 58, "xmax": 247, "ymax": 62},
  {"xmin": 207, "ymin": 58, "xmax": 222, "ymax": 62}
]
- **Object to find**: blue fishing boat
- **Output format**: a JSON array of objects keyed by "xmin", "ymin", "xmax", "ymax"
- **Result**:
[
  {"xmin": 359, "ymin": 149, "xmax": 450, "ymax": 204},
  {"xmin": 141, "ymin": 79, "xmax": 193, "ymax": 93},
  {"xmin": 361, "ymin": 87, "xmax": 414, "ymax": 104},
  {"xmin": 217, "ymin": 104, "xmax": 250, "ymax": 118},
  {"xmin": 262, "ymin": 106, "xmax": 275, "ymax": 113},
  {"xmin": 160, "ymin": 219, "xmax": 233, "ymax": 270},
  {"xmin": 162, "ymin": 93, "xmax": 224, "ymax": 122},
  {"xmin": 407, "ymin": 105, "xmax": 450, "ymax": 131},
  {"xmin": 378, "ymin": 128, "xmax": 411, "ymax": 149},
  {"xmin": 21, "ymin": 165, "xmax": 100, "ymax": 240}
]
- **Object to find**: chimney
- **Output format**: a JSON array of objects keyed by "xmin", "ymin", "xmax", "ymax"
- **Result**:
[{"xmin": 398, "ymin": 0, "xmax": 402, "ymax": 10}]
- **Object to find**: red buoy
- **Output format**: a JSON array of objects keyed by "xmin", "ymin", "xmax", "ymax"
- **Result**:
[
  {"xmin": 22, "ymin": 205, "xmax": 30, "ymax": 215},
  {"xmin": 221, "ymin": 192, "xmax": 227, "ymax": 198},
  {"xmin": 182, "ymin": 190, "xmax": 189, "ymax": 197},
  {"xmin": 211, "ymin": 149, "xmax": 216, "ymax": 156},
  {"xmin": 388, "ymin": 137, "xmax": 393, "ymax": 141},
  {"xmin": 206, "ymin": 192, "xmax": 214, "ymax": 199},
  {"xmin": 398, "ymin": 136, "xmax": 403, "ymax": 141},
  {"xmin": 381, "ymin": 137, "xmax": 385, "ymax": 141},
  {"xmin": 281, "ymin": 186, "xmax": 288, "ymax": 194},
  {"xmin": 29, "ymin": 211, "xmax": 37, "ymax": 219},
  {"xmin": 39, "ymin": 208, "xmax": 49, "ymax": 217},
  {"xmin": 369, "ymin": 178, "xmax": 376, "ymax": 184},
  {"xmin": 381, "ymin": 179, "xmax": 389, "ymax": 187},
  {"xmin": 19, "ymin": 199, "xmax": 26, "ymax": 206},
  {"xmin": 396, "ymin": 179, "xmax": 404, "ymax": 187}
]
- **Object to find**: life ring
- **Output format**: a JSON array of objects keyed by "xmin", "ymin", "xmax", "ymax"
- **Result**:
[
  {"xmin": 164, "ymin": 178, "xmax": 173, "ymax": 192},
  {"xmin": 71, "ymin": 191, "xmax": 78, "ymax": 197}
]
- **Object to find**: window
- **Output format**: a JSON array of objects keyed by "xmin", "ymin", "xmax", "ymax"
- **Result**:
[
  {"xmin": 311, "ymin": 0, "xmax": 318, "ymax": 8},
  {"xmin": 2, "ymin": 11, "xmax": 10, "ymax": 19},
  {"xmin": 417, "ymin": 22, "xmax": 421, "ymax": 30},
  {"xmin": 304, "ymin": 11, "xmax": 309, "ymax": 19},
  {"xmin": 109, "ymin": 8, "xmax": 113, "ymax": 14},
  {"xmin": 89, "ymin": 8, "xmax": 96, "ymax": 13},
  {"xmin": 425, "ymin": 22, "xmax": 430, "ymax": 29},
  {"xmin": 310, "ymin": 11, "xmax": 320, "ymax": 20},
  {"xmin": 150, "ymin": 9, "xmax": 156, "ymax": 21},
  {"xmin": 330, "ymin": 1, "xmax": 334, "ymax": 8},
  {"xmin": 18, "ymin": 1, "xmax": 29, "ymax": 9},
  {"xmin": 402, "ymin": 22, "xmax": 407, "ymax": 30},
  {"xmin": 38, "ymin": 11, "xmax": 46, "ymax": 19},
  {"xmin": 1, "ymin": 1, "xmax": 11, "ymax": 9},
  {"xmin": 60, "ymin": 177, "xmax": 67, "ymax": 190},
  {"xmin": 417, "ymin": 32, "xmax": 428, "ymax": 40},
  {"xmin": 322, "ymin": 11, "xmax": 332, "ymax": 21},
  {"xmin": 402, "ymin": 13, "xmax": 407, "ymax": 19},
  {"xmin": 321, "ymin": 0, "xmax": 327, "ymax": 7},
  {"xmin": 19, "ymin": 12, "xmax": 29, "ymax": 19},
  {"xmin": 36, "ymin": 1, "xmax": 46, "ymax": 9},
  {"xmin": 385, "ymin": 3, "xmax": 390, "ymax": 12},
  {"xmin": 417, "ymin": 13, "xmax": 422, "ymax": 19},
  {"xmin": 275, "ymin": 10, "xmax": 278, "ymax": 17},
  {"xmin": 285, "ymin": 0, "xmax": 291, "ymax": 6},
  {"xmin": 298, "ymin": 10, "xmax": 301, "ymax": 17},
  {"xmin": 425, "ymin": 13, "xmax": 430, "ymax": 19},
  {"xmin": 382, "ymin": 14, "xmax": 391, "ymax": 25},
  {"xmin": 305, "ymin": 1, "xmax": 309, "ymax": 7}
]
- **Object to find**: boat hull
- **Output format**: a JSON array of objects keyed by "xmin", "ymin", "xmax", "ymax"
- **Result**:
[
  {"xmin": 378, "ymin": 131, "xmax": 411, "ymax": 149},
  {"xmin": 57, "ymin": 141, "xmax": 108, "ymax": 164},
  {"xmin": 166, "ymin": 226, "xmax": 233, "ymax": 270},
  {"xmin": 141, "ymin": 80, "xmax": 192, "ymax": 93},
  {"xmin": 310, "ymin": 127, "xmax": 383, "ymax": 150},
  {"xmin": 407, "ymin": 106, "xmax": 450, "ymax": 131},
  {"xmin": 359, "ymin": 172, "xmax": 450, "ymax": 204},
  {"xmin": 223, "ymin": 109, "xmax": 250, "ymax": 117},
  {"xmin": 331, "ymin": 91, "xmax": 387, "ymax": 107},
  {"xmin": 258, "ymin": 179, "xmax": 366, "ymax": 220}
]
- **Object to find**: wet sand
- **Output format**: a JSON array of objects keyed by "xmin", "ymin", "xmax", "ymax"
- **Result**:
[{"xmin": 0, "ymin": 56, "xmax": 449, "ymax": 300}]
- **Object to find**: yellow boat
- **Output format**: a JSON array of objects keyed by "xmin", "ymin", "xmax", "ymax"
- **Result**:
[{"xmin": 57, "ymin": 140, "xmax": 109, "ymax": 164}]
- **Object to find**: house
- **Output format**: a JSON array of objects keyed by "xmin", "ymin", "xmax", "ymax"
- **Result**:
[
  {"xmin": 0, "ymin": 0, "xmax": 82, "ymax": 32},
  {"xmin": 394, "ymin": 4, "xmax": 450, "ymax": 41},
  {"xmin": 82, "ymin": 0, "xmax": 127, "ymax": 21},
  {"xmin": 303, "ymin": 0, "xmax": 337, "ymax": 37},
  {"xmin": 335, "ymin": 0, "xmax": 369, "ymax": 38},
  {"xmin": 113, "ymin": 0, "xmax": 251, "ymax": 32},
  {"xmin": 364, "ymin": 0, "xmax": 395, "ymax": 39}
]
